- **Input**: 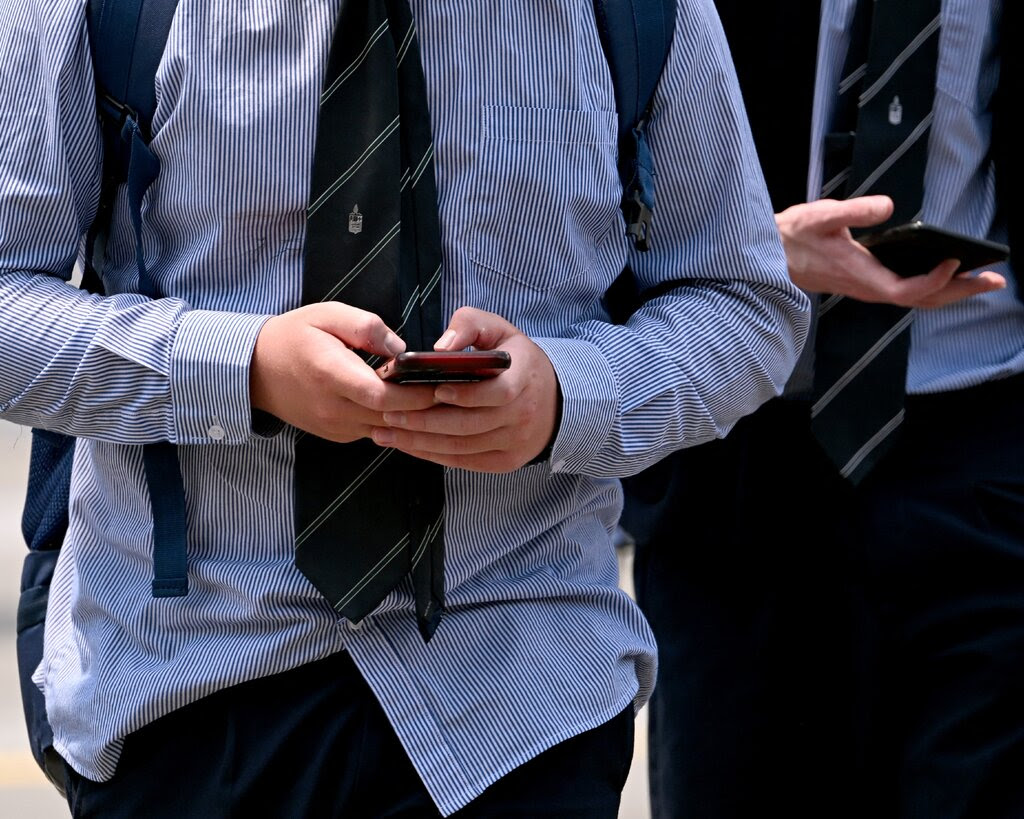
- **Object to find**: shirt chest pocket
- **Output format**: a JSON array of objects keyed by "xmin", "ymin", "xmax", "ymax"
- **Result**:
[{"xmin": 468, "ymin": 106, "xmax": 621, "ymax": 291}]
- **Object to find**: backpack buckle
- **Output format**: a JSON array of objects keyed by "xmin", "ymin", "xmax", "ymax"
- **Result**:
[
  {"xmin": 623, "ymin": 188, "xmax": 653, "ymax": 252},
  {"xmin": 97, "ymin": 92, "xmax": 141, "ymax": 133}
]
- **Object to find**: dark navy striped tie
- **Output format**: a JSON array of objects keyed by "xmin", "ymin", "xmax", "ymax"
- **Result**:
[
  {"xmin": 294, "ymin": 0, "xmax": 446, "ymax": 640},
  {"xmin": 811, "ymin": 0, "xmax": 940, "ymax": 483}
]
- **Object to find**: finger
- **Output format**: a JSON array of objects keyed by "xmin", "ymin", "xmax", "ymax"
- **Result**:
[
  {"xmin": 307, "ymin": 404, "xmax": 384, "ymax": 430},
  {"xmin": 318, "ymin": 356, "xmax": 438, "ymax": 413},
  {"xmin": 825, "ymin": 196, "xmax": 894, "ymax": 231},
  {"xmin": 311, "ymin": 423, "xmax": 381, "ymax": 444},
  {"xmin": 887, "ymin": 258, "xmax": 961, "ymax": 302},
  {"xmin": 352, "ymin": 380, "xmax": 439, "ymax": 412},
  {"xmin": 378, "ymin": 405, "xmax": 505, "ymax": 442},
  {"xmin": 370, "ymin": 426, "xmax": 506, "ymax": 455},
  {"xmin": 296, "ymin": 387, "xmax": 436, "ymax": 440},
  {"xmin": 309, "ymin": 302, "xmax": 406, "ymax": 358},
  {"xmin": 917, "ymin": 257, "xmax": 963, "ymax": 289},
  {"xmin": 432, "ymin": 374, "xmax": 520, "ymax": 408},
  {"xmin": 914, "ymin": 271, "xmax": 1008, "ymax": 308},
  {"xmin": 962, "ymin": 270, "xmax": 1008, "ymax": 289},
  {"xmin": 381, "ymin": 404, "xmax": 500, "ymax": 435},
  {"xmin": 809, "ymin": 196, "xmax": 895, "ymax": 232},
  {"xmin": 938, "ymin": 274, "xmax": 1006, "ymax": 300},
  {"xmin": 434, "ymin": 306, "xmax": 517, "ymax": 351},
  {"xmin": 292, "ymin": 400, "xmax": 384, "ymax": 443},
  {"xmin": 889, "ymin": 260, "xmax": 999, "ymax": 306}
]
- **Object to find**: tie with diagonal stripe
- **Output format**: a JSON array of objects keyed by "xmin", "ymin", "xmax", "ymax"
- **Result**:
[
  {"xmin": 294, "ymin": 0, "xmax": 447, "ymax": 641},
  {"xmin": 810, "ymin": 0, "xmax": 940, "ymax": 483}
]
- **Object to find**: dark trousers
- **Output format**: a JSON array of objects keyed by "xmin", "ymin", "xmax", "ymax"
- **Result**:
[
  {"xmin": 853, "ymin": 375, "xmax": 1024, "ymax": 818},
  {"xmin": 628, "ymin": 377, "xmax": 1024, "ymax": 818},
  {"xmin": 63, "ymin": 651, "xmax": 634, "ymax": 818},
  {"xmin": 626, "ymin": 398, "xmax": 860, "ymax": 819}
]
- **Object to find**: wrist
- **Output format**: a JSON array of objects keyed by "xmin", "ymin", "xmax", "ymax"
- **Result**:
[{"xmin": 527, "ymin": 381, "xmax": 563, "ymax": 466}]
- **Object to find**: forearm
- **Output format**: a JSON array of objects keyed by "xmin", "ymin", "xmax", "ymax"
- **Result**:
[
  {"xmin": 536, "ymin": 275, "xmax": 805, "ymax": 478},
  {"xmin": 0, "ymin": 270, "xmax": 269, "ymax": 444}
]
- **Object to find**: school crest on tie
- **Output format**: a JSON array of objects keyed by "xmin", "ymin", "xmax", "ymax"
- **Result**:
[
  {"xmin": 348, "ymin": 205, "xmax": 363, "ymax": 235},
  {"xmin": 888, "ymin": 96, "xmax": 903, "ymax": 126}
]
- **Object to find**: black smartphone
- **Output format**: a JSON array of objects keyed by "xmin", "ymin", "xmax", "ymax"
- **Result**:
[
  {"xmin": 376, "ymin": 350, "xmax": 512, "ymax": 383},
  {"xmin": 857, "ymin": 221, "xmax": 1009, "ymax": 277}
]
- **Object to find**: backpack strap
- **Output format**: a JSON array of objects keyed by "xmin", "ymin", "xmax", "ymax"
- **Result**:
[
  {"xmin": 593, "ymin": 0, "xmax": 677, "ymax": 251},
  {"xmin": 86, "ymin": 0, "xmax": 180, "ymax": 296},
  {"xmin": 86, "ymin": 0, "xmax": 188, "ymax": 598},
  {"xmin": 18, "ymin": 3, "xmax": 184, "ymax": 795}
]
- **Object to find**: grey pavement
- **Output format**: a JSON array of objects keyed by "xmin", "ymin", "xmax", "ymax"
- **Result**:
[{"xmin": 0, "ymin": 419, "xmax": 650, "ymax": 817}]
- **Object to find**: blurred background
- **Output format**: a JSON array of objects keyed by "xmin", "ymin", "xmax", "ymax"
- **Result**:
[
  {"xmin": 0, "ymin": 420, "xmax": 66, "ymax": 816},
  {"xmin": 0, "ymin": 418, "xmax": 649, "ymax": 817}
]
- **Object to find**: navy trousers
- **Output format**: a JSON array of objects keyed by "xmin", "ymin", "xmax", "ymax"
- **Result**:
[
  {"xmin": 63, "ymin": 651, "xmax": 634, "ymax": 818},
  {"xmin": 630, "ymin": 375, "xmax": 1024, "ymax": 818},
  {"xmin": 853, "ymin": 374, "xmax": 1024, "ymax": 818},
  {"xmin": 627, "ymin": 398, "xmax": 861, "ymax": 819}
]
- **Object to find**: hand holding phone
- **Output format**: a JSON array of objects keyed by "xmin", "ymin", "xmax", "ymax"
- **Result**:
[
  {"xmin": 369, "ymin": 307, "xmax": 558, "ymax": 472},
  {"xmin": 376, "ymin": 350, "xmax": 512, "ymax": 383},
  {"xmin": 857, "ymin": 221, "xmax": 1009, "ymax": 277}
]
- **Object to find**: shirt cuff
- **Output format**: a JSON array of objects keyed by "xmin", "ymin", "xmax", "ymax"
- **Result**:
[
  {"xmin": 531, "ymin": 337, "xmax": 617, "ymax": 473},
  {"xmin": 170, "ymin": 310, "xmax": 272, "ymax": 445}
]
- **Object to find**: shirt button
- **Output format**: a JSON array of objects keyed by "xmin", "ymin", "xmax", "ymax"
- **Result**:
[
  {"xmin": 348, "ymin": 619, "xmax": 363, "ymax": 631},
  {"xmin": 207, "ymin": 424, "xmax": 226, "ymax": 441}
]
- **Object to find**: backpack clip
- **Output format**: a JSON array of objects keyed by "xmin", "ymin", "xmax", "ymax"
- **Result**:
[
  {"xmin": 623, "ymin": 187, "xmax": 653, "ymax": 252},
  {"xmin": 97, "ymin": 91, "xmax": 140, "ymax": 132}
]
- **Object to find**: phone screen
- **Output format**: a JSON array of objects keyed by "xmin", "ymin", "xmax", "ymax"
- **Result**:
[{"xmin": 376, "ymin": 351, "xmax": 512, "ymax": 383}]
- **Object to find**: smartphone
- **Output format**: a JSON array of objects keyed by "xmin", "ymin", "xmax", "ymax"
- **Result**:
[
  {"xmin": 376, "ymin": 350, "xmax": 512, "ymax": 383},
  {"xmin": 857, "ymin": 221, "xmax": 1009, "ymax": 277}
]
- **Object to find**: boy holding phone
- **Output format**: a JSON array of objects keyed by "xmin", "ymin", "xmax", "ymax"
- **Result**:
[
  {"xmin": 0, "ymin": 1, "xmax": 808, "ymax": 815},
  {"xmin": 630, "ymin": 2, "xmax": 1024, "ymax": 817}
]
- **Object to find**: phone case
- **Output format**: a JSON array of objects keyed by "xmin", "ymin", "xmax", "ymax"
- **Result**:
[
  {"xmin": 857, "ymin": 221, "xmax": 1010, "ymax": 277},
  {"xmin": 377, "ymin": 351, "xmax": 511, "ymax": 383}
]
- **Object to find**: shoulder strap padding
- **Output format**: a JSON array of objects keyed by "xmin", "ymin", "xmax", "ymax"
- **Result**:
[
  {"xmin": 592, "ymin": 0, "xmax": 677, "ymax": 180},
  {"xmin": 84, "ymin": 0, "xmax": 189, "ymax": 600},
  {"xmin": 593, "ymin": 0, "xmax": 677, "ymax": 251},
  {"xmin": 88, "ymin": 0, "xmax": 181, "ymax": 134}
]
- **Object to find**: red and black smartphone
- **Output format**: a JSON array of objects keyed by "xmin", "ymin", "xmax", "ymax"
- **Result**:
[
  {"xmin": 376, "ymin": 350, "xmax": 512, "ymax": 383},
  {"xmin": 857, "ymin": 221, "xmax": 1010, "ymax": 277}
]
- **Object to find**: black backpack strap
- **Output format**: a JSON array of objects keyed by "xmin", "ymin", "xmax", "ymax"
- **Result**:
[
  {"xmin": 86, "ymin": 0, "xmax": 180, "ymax": 297},
  {"xmin": 87, "ymin": 0, "xmax": 188, "ymax": 598},
  {"xmin": 18, "ymin": 3, "xmax": 183, "ymax": 794},
  {"xmin": 593, "ymin": 0, "xmax": 677, "ymax": 251}
]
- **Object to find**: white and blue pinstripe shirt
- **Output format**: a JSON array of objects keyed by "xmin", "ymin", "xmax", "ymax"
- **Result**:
[
  {"xmin": 811, "ymin": 0, "xmax": 1023, "ymax": 395},
  {"xmin": 0, "ymin": 0, "xmax": 807, "ymax": 813}
]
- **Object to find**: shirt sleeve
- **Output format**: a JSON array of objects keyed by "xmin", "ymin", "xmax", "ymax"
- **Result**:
[
  {"xmin": 0, "ymin": 1, "xmax": 268, "ymax": 445},
  {"xmin": 535, "ymin": 0, "xmax": 810, "ymax": 477}
]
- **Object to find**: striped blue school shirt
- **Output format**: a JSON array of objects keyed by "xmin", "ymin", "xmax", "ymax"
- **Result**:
[
  {"xmin": 0, "ymin": 0, "xmax": 807, "ymax": 813},
  {"xmin": 811, "ymin": 0, "xmax": 1023, "ymax": 395}
]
